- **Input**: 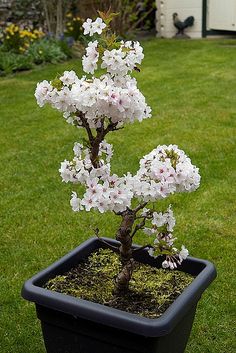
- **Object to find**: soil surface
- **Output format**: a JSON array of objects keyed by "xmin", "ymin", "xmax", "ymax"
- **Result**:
[{"xmin": 45, "ymin": 248, "xmax": 193, "ymax": 319}]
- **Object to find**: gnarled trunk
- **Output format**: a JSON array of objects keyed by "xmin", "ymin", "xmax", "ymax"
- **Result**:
[{"xmin": 114, "ymin": 209, "xmax": 135, "ymax": 295}]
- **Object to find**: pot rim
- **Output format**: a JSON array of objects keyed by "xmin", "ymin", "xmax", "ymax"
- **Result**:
[{"xmin": 22, "ymin": 237, "xmax": 216, "ymax": 337}]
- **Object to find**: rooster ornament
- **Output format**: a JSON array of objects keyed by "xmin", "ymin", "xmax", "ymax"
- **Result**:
[{"xmin": 172, "ymin": 13, "xmax": 194, "ymax": 38}]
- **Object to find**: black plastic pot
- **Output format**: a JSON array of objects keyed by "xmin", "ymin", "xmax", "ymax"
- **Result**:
[{"xmin": 22, "ymin": 237, "xmax": 216, "ymax": 353}]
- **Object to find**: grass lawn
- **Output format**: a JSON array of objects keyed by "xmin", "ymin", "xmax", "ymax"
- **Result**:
[{"xmin": 0, "ymin": 38, "xmax": 236, "ymax": 353}]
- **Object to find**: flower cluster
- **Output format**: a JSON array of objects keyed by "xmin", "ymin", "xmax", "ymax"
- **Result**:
[
  {"xmin": 59, "ymin": 140, "xmax": 112, "ymax": 185},
  {"xmin": 35, "ymin": 72, "xmax": 151, "ymax": 129},
  {"xmin": 81, "ymin": 17, "xmax": 144, "ymax": 76},
  {"xmin": 70, "ymin": 176, "xmax": 133, "ymax": 214},
  {"xmin": 35, "ymin": 15, "xmax": 151, "ymax": 129},
  {"xmin": 142, "ymin": 206, "xmax": 189, "ymax": 269},
  {"xmin": 82, "ymin": 39, "xmax": 144, "ymax": 76},
  {"xmin": 101, "ymin": 41, "xmax": 144, "ymax": 76},
  {"xmin": 59, "ymin": 141, "xmax": 134, "ymax": 213},
  {"xmin": 133, "ymin": 145, "xmax": 200, "ymax": 201},
  {"xmin": 59, "ymin": 140, "xmax": 200, "ymax": 221},
  {"xmin": 2, "ymin": 23, "xmax": 44, "ymax": 53},
  {"xmin": 82, "ymin": 40, "xmax": 99, "ymax": 74}
]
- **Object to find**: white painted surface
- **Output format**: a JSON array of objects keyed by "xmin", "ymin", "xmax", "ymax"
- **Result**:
[
  {"xmin": 208, "ymin": 0, "xmax": 236, "ymax": 31},
  {"xmin": 156, "ymin": 0, "xmax": 202, "ymax": 38}
]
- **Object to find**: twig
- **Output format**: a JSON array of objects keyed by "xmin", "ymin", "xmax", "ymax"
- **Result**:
[
  {"xmin": 134, "ymin": 202, "xmax": 148, "ymax": 214},
  {"xmin": 130, "ymin": 218, "xmax": 146, "ymax": 238},
  {"xmin": 94, "ymin": 228, "xmax": 119, "ymax": 253},
  {"xmin": 135, "ymin": 214, "xmax": 153, "ymax": 220},
  {"xmin": 103, "ymin": 121, "xmax": 119, "ymax": 135}
]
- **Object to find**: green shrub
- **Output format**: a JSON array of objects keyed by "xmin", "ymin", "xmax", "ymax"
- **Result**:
[
  {"xmin": 28, "ymin": 38, "xmax": 67, "ymax": 64},
  {"xmin": 58, "ymin": 38, "xmax": 74, "ymax": 59},
  {"xmin": 0, "ymin": 37, "xmax": 70, "ymax": 75},
  {"xmin": 0, "ymin": 51, "xmax": 33, "ymax": 75}
]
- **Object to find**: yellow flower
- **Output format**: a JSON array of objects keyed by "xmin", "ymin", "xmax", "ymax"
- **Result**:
[
  {"xmin": 69, "ymin": 26, "xmax": 73, "ymax": 31},
  {"xmin": 20, "ymin": 30, "xmax": 28, "ymax": 37}
]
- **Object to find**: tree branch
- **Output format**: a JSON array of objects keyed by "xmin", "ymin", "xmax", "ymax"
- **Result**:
[
  {"xmin": 103, "ymin": 120, "xmax": 119, "ymax": 135},
  {"xmin": 135, "ymin": 214, "xmax": 153, "ymax": 220},
  {"xmin": 79, "ymin": 114, "xmax": 95, "ymax": 145},
  {"xmin": 134, "ymin": 202, "xmax": 148, "ymax": 214},
  {"xmin": 130, "ymin": 218, "xmax": 146, "ymax": 238}
]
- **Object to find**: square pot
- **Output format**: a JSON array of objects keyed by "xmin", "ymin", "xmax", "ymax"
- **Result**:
[{"xmin": 22, "ymin": 237, "xmax": 216, "ymax": 353}]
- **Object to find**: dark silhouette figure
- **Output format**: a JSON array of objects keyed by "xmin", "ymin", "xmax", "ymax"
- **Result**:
[{"xmin": 172, "ymin": 13, "xmax": 194, "ymax": 38}]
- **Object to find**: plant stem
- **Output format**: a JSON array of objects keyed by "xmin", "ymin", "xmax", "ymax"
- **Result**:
[
  {"xmin": 114, "ymin": 202, "xmax": 153, "ymax": 295},
  {"xmin": 80, "ymin": 115, "xmax": 119, "ymax": 169},
  {"xmin": 79, "ymin": 113, "xmax": 149, "ymax": 295},
  {"xmin": 114, "ymin": 208, "xmax": 136, "ymax": 295}
]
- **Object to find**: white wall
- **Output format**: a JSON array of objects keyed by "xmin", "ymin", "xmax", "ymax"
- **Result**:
[
  {"xmin": 156, "ymin": 0, "xmax": 203, "ymax": 38},
  {"xmin": 208, "ymin": 0, "xmax": 236, "ymax": 31}
]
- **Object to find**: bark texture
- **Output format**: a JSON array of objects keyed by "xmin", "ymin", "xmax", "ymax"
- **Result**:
[
  {"xmin": 114, "ymin": 209, "xmax": 136, "ymax": 295},
  {"xmin": 80, "ymin": 114, "xmax": 119, "ymax": 169}
]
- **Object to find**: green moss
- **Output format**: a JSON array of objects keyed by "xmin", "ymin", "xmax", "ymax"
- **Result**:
[{"xmin": 45, "ymin": 249, "xmax": 194, "ymax": 318}]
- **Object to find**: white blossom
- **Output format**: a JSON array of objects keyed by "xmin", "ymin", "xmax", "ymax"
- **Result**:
[
  {"xmin": 82, "ymin": 17, "xmax": 106, "ymax": 36},
  {"xmin": 82, "ymin": 18, "xmax": 94, "ymax": 36},
  {"xmin": 162, "ymin": 260, "xmax": 169, "ymax": 269},
  {"xmin": 35, "ymin": 80, "xmax": 53, "ymax": 107},
  {"xmin": 60, "ymin": 71, "xmax": 78, "ymax": 86},
  {"xmin": 70, "ymin": 192, "xmax": 83, "ymax": 212},
  {"xmin": 179, "ymin": 245, "xmax": 189, "ymax": 260},
  {"xmin": 92, "ymin": 17, "xmax": 106, "ymax": 34},
  {"xmin": 82, "ymin": 41, "xmax": 99, "ymax": 74},
  {"xmin": 73, "ymin": 142, "xmax": 83, "ymax": 157},
  {"xmin": 152, "ymin": 212, "xmax": 167, "ymax": 227}
]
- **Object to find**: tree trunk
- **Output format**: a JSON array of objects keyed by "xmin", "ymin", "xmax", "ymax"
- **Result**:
[
  {"xmin": 114, "ymin": 209, "xmax": 136, "ymax": 295},
  {"xmin": 90, "ymin": 136, "xmax": 103, "ymax": 168},
  {"xmin": 42, "ymin": 0, "xmax": 66, "ymax": 37},
  {"xmin": 56, "ymin": 0, "xmax": 64, "ymax": 38}
]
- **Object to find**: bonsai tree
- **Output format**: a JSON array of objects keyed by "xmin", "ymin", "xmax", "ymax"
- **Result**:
[{"xmin": 35, "ymin": 10, "xmax": 200, "ymax": 296}]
